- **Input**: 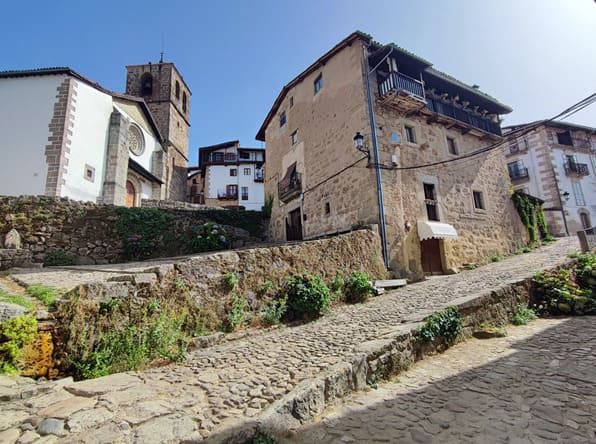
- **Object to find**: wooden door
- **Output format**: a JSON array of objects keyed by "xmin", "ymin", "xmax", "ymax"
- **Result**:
[
  {"xmin": 126, "ymin": 181, "xmax": 136, "ymax": 208},
  {"xmin": 421, "ymin": 238, "xmax": 443, "ymax": 274},
  {"xmin": 286, "ymin": 208, "xmax": 303, "ymax": 241}
]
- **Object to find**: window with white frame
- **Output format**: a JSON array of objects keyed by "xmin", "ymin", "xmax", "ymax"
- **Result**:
[{"xmin": 572, "ymin": 181, "xmax": 585, "ymax": 206}]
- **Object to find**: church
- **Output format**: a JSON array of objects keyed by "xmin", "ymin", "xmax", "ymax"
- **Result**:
[{"xmin": 0, "ymin": 61, "xmax": 190, "ymax": 206}]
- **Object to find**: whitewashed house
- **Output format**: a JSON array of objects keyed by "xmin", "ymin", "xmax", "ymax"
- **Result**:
[
  {"xmin": 504, "ymin": 121, "xmax": 596, "ymax": 235},
  {"xmin": 0, "ymin": 63, "xmax": 191, "ymax": 206},
  {"xmin": 198, "ymin": 141, "xmax": 265, "ymax": 211}
]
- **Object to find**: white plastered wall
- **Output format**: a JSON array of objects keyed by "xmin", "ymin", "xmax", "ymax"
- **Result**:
[{"xmin": 0, "ymin": 75, "xmax": 66, "ymax": 195}]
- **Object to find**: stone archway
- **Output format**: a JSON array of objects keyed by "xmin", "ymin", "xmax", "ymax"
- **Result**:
[{"xmin": 126, "ymin": 180, "xmax": 136, "ymax": 208}]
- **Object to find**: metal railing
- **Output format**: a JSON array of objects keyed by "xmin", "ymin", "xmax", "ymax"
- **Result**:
[
  {"xmin": 378, "ymin": 71, "xmax": 425, "ymax": 100},
  {"xmin": 217, "ymin": 189, "xmax": 238, "ymax": 200},
  {"xmin": 564, "ymin": 161, "xmax": 589, "ymax": 176},
  {"xmin": 278, "ymin": 173, "xmax": 302, "ymax": 202},
  {"xmin": 254, "ymin": 169, "xmax": 264, "ymax": 182},
  {"xmin": 425, "ymin": 97, "xmax": 502, "ymax": 136}
]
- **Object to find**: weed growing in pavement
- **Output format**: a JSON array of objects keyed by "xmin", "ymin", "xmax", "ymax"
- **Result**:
[
  {"xmin": 25, "ymin": 285, "xmax": 58, "ymax": 307},
  {"xmin": 512, "ymin": 304, "xmax": 537, "ymax": 325},
  {"xmin": 490, "ymin": 255, "xmax": 504, "ymax": 263},
  {"xmin": 250, "ymin": 429, "xmax": 276, "ymax": 444},
  {"xmin": 0, "ymin": 290, "xmax": 34, "ymax": 311},
  {"xmin": 415, "ymin": 306, "xmax": 462, "ymax": 345},
  {"xmin": 224, "ymin": 293, "xmax": 247, "ymax": 332}
]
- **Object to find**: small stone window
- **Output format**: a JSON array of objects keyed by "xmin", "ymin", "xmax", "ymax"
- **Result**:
[
  {"xmin": 473, "ymin": 191, "xmax": 485, "ymax": 210},
  {"xmin": 182, "ymin": 92, "xmax": 187, "ymax": 113},
  {"xmin": 314, "ymin": 74, "xmax": 323, "ymax": 94},
  {"xmin": 405, "ymin": 125, "xmax": 416, "ymax": 144},
  {"xmin": 280, "ymin": 111, "xmax": 286, "ymax": 127},
  {"xmin": 291, "ymin": 130, "xmax": 298, "ymax": 145},
  {"xmin": 84, "ymin": 164, "xmax": 95, "ymax": 182},
  {"xmin": 141, "ymin": 73, "xmax": 153, "ymax": 96},
  {"xmin": 446, "ymin": 136, "xmax": 458, "ymax": 155},
  {"xmin": 175, "ymin": 81, "xmax": 180, "ymax": 99},
  {"xmin": 290, "ymin": 96, "xmax": 294, "ymax": 108},
  {"xmin": 325, "ymin": 202, "xmax": 330, "ymax": 214}
]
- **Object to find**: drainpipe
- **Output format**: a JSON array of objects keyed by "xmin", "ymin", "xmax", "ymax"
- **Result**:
[{"xmin": 363, "ymin": 44, "xmax": 389, "ymax": 269}]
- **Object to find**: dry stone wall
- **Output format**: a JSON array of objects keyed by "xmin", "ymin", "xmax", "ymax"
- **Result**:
[{"xmin": 0, "ymin": 196, "xmax": 265, "ymax": 267}]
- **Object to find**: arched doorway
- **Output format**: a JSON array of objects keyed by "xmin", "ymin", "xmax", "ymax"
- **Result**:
[
  {"xmin": 580, "ymin": 212, "xmax": 591, "ymax": 229},
  {"xmin": 126, "ymin": 180, "xmax": 136, "ymax": 207}
]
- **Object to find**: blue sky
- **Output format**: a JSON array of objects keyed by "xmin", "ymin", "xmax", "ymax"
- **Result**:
[{"xmin": 2, "ymin": 1, "xmax": 595, "ymax": 164}]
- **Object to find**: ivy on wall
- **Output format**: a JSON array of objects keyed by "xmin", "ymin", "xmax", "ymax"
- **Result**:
[{"xmin": 511, "ymin": 191, "xmax": 548, "ymax": 242}]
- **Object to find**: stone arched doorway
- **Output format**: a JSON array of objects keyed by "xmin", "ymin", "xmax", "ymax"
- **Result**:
[
  {"xmin": 579, "ymin": 211, "xmax": 591, "ymax": 229},
  {"xmin": 126, "ymin": 180, "xmax": 136, "ymax": 207}
]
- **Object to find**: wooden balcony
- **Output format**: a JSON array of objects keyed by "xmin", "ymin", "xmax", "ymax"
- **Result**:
[
  {"xmin": 424, "ymin": 97, "xmax": 502, "ymax": 137},
  {"xmin": 278, "ymin": 173, "xmax": 302, "ymax": 203},
  {"xmin": 217, "ymin": 190, "xmax": 238, "ymax": 200},
  {"xmin": 564, "ymin": 161, "xmax": 589, "ymax": 176},
  {"xmin": 377, "ymin": 71, "xmax": 426, "ymax": 112}
]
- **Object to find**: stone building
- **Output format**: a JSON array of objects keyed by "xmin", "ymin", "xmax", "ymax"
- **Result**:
[
  {"xmin": 256, "ymin": 31, "xmax": 528, "ymax": 278},
  {"xmin": 197, "ymin": 141, "xmax": 265, "ymax": 210},
  {"xmin": 504, "ymin": 121, "xmax": 596, "ymax": 235},
  {"xmin": 0, "ymin": 60, "xmax": 191, "ymax": 205}
]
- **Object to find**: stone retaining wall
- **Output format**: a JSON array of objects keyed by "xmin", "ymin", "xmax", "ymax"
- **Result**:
[{"xmin": 0, "ymin": 196, "xmax": 265, "ymax": 266}]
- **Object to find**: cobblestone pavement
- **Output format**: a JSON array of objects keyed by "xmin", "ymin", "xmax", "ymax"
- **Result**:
[
  {"xmin": 287, "ymin": 317, "xmax": 596, "ymax": 444},
  {"xmin": 0, "ymin": 238, "xmax": 582, "ymax": 443}
]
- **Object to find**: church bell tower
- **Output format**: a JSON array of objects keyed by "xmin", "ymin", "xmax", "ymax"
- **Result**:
[{"xmin": 125, "ymin": 60, "xmax": 191, "ymax": 201}]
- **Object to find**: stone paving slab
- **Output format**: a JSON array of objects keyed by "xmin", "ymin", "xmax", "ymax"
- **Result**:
[
  {"xmin": 0, "ymin": 237, "xmax": 581, "ymax": 443},
  {"xmin": 287, "ymin": 317, "xmax": 596, "ymax": 443}
]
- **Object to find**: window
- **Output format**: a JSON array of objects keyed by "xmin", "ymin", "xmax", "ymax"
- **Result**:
[
  {"xmin": 230, "ymin": 169, "xmax": 237, "ymax": 177},
  {"xmin": 280, "ymin": 111, "xmax": 286, "ymax": 127},
  {"xmin": 325, "ymin": 202, "xmax": 330, "ymax": 214},
  {"xmin": 140, "ymin": 73, "xmax": 153, "ymax": 96},
  {"xmin": 290, "ymin": 96, "xmax": 294, "ymax": 108},
  {"xmin": 244, "ymin": 168, "xmax": 251, "ymax": 176},
  {"xmin": 314, "ymin": 74, "xmax": 323, "ymax": 94},
  {"xmin": 508, "ymin": 160, "xmax": 527, "ymax": 179},
  {"xmin": 239, "ymin": 151, "xmax": 250, "ymax": 160},
  {"xmin": 473, "ymin": 191, "xmax": 485, "ymax": 210},
  {"xmin": 291, "ymin": 130, "xmax": 298, "ymax": 145},
  {"xmin": 572, "ymin": 182, "xmax": 585, "ymax": 206},
  {"xmin": 405, "ymin": 125, "xmax": 416, "ymax": 144},
  {"xmin": 175, "ymin": 81, "xmax": 180, "ymax": 99},
  {"xmin": 241, "ymin": 186, "xmax": 248, "ymax": 201},
  {"xmin": 84, "ymin": 164, "xmax": 95, "ymax": 182},
  {"xmin": 557, "ymin": 131, "xmax": 573, "ymax": 146},
  {"xmin": 127, "ymin": 124, "xmax": 145, "ymax": 156},
  {"xmin": 423, "ymin": 183, "xmax": 439, "ymax": 221},
  {"xmin": 182, "ymin": 92, "xmax": 187, "ymax": 113},
  {"xmin": 446, "ymin": 136, "xmax": 458, "ymax": 155}
]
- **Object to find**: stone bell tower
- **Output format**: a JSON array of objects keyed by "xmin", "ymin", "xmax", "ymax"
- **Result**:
[{"xmin": 125, "ymin": 59, "xmax": 191, "ymax": 201}]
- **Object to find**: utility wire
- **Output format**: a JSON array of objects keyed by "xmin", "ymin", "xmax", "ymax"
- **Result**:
[{"xmin": 302, "ymin": 155, "xmax": 369, "ymax": 195}]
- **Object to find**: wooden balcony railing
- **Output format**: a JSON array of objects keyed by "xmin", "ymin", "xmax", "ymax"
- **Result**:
[
  {"xmin": 564, "ymin": 161, "xmax": 589, "ymax": 176},
  {"xmin": 378, "ymin": 71, "xmax": 425, "ymax": 100},
  {"xmin": 278, "ymin": 173, "xmax": 302, "ymax": 203},
  {"xmin": 425, "ymin": 97, "xmax": 502, "ymax": 136}
]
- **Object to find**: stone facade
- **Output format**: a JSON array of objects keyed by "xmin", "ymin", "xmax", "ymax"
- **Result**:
[
  {"xmin": 44, "ymin": 78, "xmax": 76, "ymax": 197},
  {"xmin": 258, "ymin": 32, "xmax": 528, "ymax": 279},
  {"xmin": 504, "ymin": 122, "xmax": 596, "ymax": 236},
  {"xmin": 126, "ymin": 63, "xmax": 191, "ymax": 201}
]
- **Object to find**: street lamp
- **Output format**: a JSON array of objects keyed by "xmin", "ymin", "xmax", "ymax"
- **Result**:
[{"xmin": 353, "ymin": 132, "xmax": 370, "ymax": 158}]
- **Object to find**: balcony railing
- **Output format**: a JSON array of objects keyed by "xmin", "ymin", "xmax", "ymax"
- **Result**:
[
  {"xmin": 205, "ymin": 153, "xmax": 237, "ymax": 164},
  {"xmin": 378, "ymin": 71, "xmax": 425, "ymax": 100},
  {"xmin": 278, "ymin": 173, "xmax": 302, "ymax": 203},
  {"xmin": 509, "ymin": 167, "xmax": 529, "ymax": 181},
  {"xmin": 254, "ymin": 169, "xmax": 264, "ymax": 182},
  {"xmin": 425, "ymin": 97, "xmax": 502, "ymax": 136},
  {"xmin": 217, "ymin": 189, "xmax": 238, "ymax": 200},
  {"xmin": 564, "ymin": 161, "xmax": 589, "ymax": 176}
]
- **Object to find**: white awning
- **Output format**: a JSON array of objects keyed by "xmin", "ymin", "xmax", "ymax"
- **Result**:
[{"xmin": 417, "ymin": 221, "xmax": 458, "ymax": 241}]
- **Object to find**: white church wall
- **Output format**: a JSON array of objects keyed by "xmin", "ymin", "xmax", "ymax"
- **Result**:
[
  {"xmin": 114, "ymin": 103, "xmax": 161, "ymax": 173},
  {"xmin": 141, "ymin": 181, "xmax": 153, "ymax": 200},
  {"xmin": 62, "ymin": 80, "xmax": 112, "ymax": 202},
  {"xmin": 0, "ymin": 75, "xmax": 66, "ymax": 196}
]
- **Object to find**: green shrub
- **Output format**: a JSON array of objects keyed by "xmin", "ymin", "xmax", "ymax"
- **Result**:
[
  {"xmin": 574, "ymin": 253, "xmax": 596, "ymax": 294},
  {"xmin": 251, "ymin": 430, "xmax": 276, "ymax": 444},
  {"xmin": 415, "ymin": 306, "xmax": 462, "ymax": 344},
  {"xmin": 26, "ymin": 285, "xmax": 58, "ymax": 307},
  {"xmin": 259, "ymin": 297, "xmax": 287, "ymax": 326},
  {"xmin": 44, "ymin": 249, "xmax": 75, "ymax": 266},
  {"xmin": 532, "ymin": 267, "xmax": 596, "ymax": 315},
  {"xmin": 191, "ymin": 222, "xmax": 231, "ymax": 253},
  {"xmin": 343, "ymin": 272, "xmax": 375, "ymax": 303},
  {"xmin": 72, "ymin": 308, "xmax": 189, "ymax": 379},
  {"xmin": 224, "ymin": 294, "xmax": 247, "ymax": 332},
  {"xmin": 512, "ymin": 304, "xmax": 537, "ymax": 325},
  {"xmin": 225, "ymin": 272, "xmax": 239, "ymax": 291},
  {"xmin": 116, "ymin": 207, "xmax": 175, "ymax": 260},
  {"xmin": 283, "ymin": 274, "xmax": 330, "ymax": 319},
  {"xmin": 490, "ymin": 255, "xmax": 504, "ymax": 263},
  {"xmin": 330, "ymin": 273, "xmax": 345, "ymax": 301},
  {"xmin": 262, "ymin": 194, "xmax": 274, "ymax": 219},
  {"xmin": 0, "ymin": 315, "xmax": 38, "ymax": 374}
]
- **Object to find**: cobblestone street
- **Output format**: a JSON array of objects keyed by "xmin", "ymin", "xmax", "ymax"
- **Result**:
[
  {"xmin": 0, "ymin": 238, "xmax": 585, "ymax": 442},
  {"xmin": 287, "ymin": 317, "xmax": 596, "ymax": 444}
]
